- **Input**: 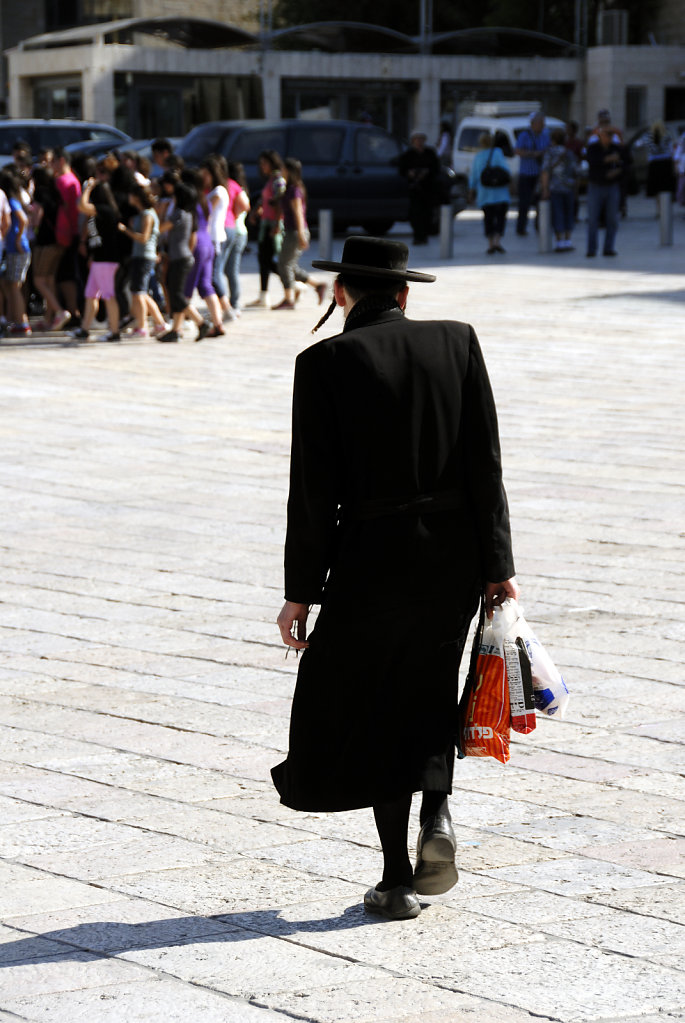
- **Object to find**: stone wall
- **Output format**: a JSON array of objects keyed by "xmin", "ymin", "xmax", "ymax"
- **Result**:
[
  {"xmin": 0, "ymin": 0, "xmax": 45, "ymax": 111},
  {"xmin": 649, "ymin": 0, "xmax": 685, "ymax": 45},
  {"xmin": 586, "ymin": 45, "xmax": 685, "ymax": 130},
  {"xmin": 132, "ymin": 0, "xmax": 259, "ymax": 32}
]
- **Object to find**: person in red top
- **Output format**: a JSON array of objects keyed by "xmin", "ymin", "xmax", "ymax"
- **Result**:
[{"xmin": 53, "ymin": 147, "xmax": 82, "ymax": 323}]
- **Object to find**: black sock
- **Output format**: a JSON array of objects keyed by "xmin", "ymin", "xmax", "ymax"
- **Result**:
[
  {"xmin": 419, "ymin": 791, "xmax": 450, "ymax": 826},
  {"xmin": 372, "ymin": 793, "xmax": 413, "ymax": 890}
]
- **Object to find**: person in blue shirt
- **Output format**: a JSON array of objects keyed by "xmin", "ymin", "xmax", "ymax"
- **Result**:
[
  {"xmin": 514, "ymin": 112, "xmax": 550, "ymax": 236},
  {"xmin": 0, "ymin": 169, "xmax": 31, "ymax": 336},
  {"xmin": 468, "ymin": 131, "xmax": 512, "ymax": 254}
]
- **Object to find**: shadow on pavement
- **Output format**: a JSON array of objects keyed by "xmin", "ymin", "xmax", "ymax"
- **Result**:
[{"xmin": 0, "ymin": 906, "xmax": 399, "ymax": 967}]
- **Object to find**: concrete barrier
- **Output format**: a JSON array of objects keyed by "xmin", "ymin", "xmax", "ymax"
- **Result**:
[
  {"xmin": 318, "ymin": 209, "xmax": 333, "ymax": 261},
  {"xmin": 439, "ymin": 205, "xmax": 454, "ymax": 259},
  {"xmin": 538, "ymin": 199, "xmax": 553, "ymax": 253},
  {"xmin": 658, "ymin": 191, "xmax": 673, "ymax": 246}
]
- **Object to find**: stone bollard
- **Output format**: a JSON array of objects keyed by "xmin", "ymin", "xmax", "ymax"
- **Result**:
[
  {"xmin": 537, "ymin": 199, "xmax": 553, "ymax": 253},
  {"xmin": 318, "ymin": 209, "xmax": 333, "ymax": 261},
  {"xmin": 658, "ymin": 191, "xmax": 673, "ymax": 246},
  {"xmin": 439, "ymin": 205, "xmax": 454, "ymax": 259}
]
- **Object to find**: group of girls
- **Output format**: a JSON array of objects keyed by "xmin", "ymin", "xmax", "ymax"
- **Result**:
[
  {"xmin": 0, "ymin": 149, "xmax": 252, "ymax": 343},
  {"xmin": 0, "ymin": 144, "xmax": 326, "ymax": 342}
]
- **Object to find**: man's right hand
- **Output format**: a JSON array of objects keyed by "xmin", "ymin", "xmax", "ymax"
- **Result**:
[{"xmin": 484, "ymin": 578, "xmax": 520, "ymax": 619}]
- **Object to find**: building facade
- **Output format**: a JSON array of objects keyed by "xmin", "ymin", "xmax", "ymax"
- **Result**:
[{"xmin": 4, "ymin": 10, "xmax": 685, "ymax": 141}]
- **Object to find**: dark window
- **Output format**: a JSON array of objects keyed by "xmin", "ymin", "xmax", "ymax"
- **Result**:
[
  {"xmin": 45, "ymin": 0, "xmax": 78, "ymax": 29},
  {"xmin": 177, "ymin": 124, "xmax": 229, "ymax": 164},
  {"xmin": 230, "ymin": 128, "xmax": 287, "ymax": 163},
  {"xmin": 625, "ymin": 86, "xmax": 647, "ymax": 130},
  {"xmin": 457, "ymin": 127, "xmax": 484, "ymax": 152},
  {"xmin": 289, "ymin": 125, "xmax": 344, "ymax": 164},
  {"xmin": 89, "ymin": 128, "xmax": 126, "ymax": 142},
  {"xmin": 355, "ymin": 128, "xmax": 400, "ymax": 164},
  {"xmin": 665, "ymin": 87, "xmax": 685, "ymax": 123}
]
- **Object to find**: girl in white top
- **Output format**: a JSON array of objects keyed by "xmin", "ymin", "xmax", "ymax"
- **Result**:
[{"xmin": 201, "ymin": 156, "xmax": 232, "ymax": 320}]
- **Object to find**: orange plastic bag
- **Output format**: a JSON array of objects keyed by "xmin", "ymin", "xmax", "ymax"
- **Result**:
[{"xmin": 460, "ymin": 627, "xmax": 511, "ymax": 763}]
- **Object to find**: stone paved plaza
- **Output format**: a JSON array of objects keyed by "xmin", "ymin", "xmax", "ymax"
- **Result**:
[{"xmin": 0, "ymin": 200, "xmax": 684, "ymax": 1022}]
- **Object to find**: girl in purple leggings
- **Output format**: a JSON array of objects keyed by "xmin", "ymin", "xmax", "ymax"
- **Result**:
[{"xmin": 181, "ymin": 170, "xmax": 224, "ymax": 339}]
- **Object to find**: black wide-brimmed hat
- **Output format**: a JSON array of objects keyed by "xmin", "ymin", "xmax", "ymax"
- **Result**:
[{"xmin": 311, "ymin": 236, "xmax": 436, "ymax": 283}]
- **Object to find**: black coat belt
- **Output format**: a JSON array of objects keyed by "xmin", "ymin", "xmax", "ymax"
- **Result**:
[{"xmin": 340, "ymin": 490, "xmax": 465, "ymax": 523}]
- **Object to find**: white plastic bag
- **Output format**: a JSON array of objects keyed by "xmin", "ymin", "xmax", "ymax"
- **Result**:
[{"xmin": 495, "ymin": 599, "xmax": 570, "ymax": 718}]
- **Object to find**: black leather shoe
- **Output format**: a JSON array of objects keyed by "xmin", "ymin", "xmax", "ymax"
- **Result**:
[
  {"xmin": 413, "ymin": 815, "xmax": 458, "ymax": 895},
  {"xmin": 363, "ymin": 884, "xmax": 420, "ymax": 920}
]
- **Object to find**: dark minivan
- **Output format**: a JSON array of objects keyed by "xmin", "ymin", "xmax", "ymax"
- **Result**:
[
  {"xmin": 177, "ymin": 118, "xmax": 458, "ymax": 234},
  {"xmin": 0, "ymin": 119, "xmax": 130, "ymax": 166}
]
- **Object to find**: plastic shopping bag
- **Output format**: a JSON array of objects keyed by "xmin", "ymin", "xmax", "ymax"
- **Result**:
[
  {"xmin": 496, "ymin": 599, "xmax": 570, "ymax": 718},
  {"xmin": 458, "ymin": 611, "xmax": 512, "ymax": 763}
]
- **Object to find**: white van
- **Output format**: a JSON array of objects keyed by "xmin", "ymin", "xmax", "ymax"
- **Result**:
[{"xmin": 451, "ymin": 103, "xmax": 566, "ymax": 198}]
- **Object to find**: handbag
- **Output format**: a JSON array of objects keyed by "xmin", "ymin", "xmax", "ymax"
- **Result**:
[{"xmin": 480, "ymin": 147, "xmax": 511, "ymax": 188}]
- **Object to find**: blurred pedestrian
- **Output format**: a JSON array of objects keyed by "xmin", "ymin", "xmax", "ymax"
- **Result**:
[
  {"xmin": 436, "ymin": 120, "xmax": 454, "ymax": 165},
  {"xmin": 398, "ymin": 130, "xmax": 440, "ymax": 245},
  {"xmin": 179, "ymin": 168, "xmax": 224, "ymax": 338},
  {"xmin": 70, "ymin": 178, "xmax": 122, "ymax": 341},
  {"xmin": 468, "ymin": 130, "xmax": 511, "ymax": 254},
  {"xmin": 117, "ymin": 183, "xmax": 167, "ymax": 337},
  {"xmin": 514, "ymin": 112, "xmax": 549, "ymax": 236},
  {"xmin": 274, "ymin": 158, "xmax": 326, "ymax": 310},
  {"xmin": 0, "ymin": 169, "xmax": 32, "ymax": 335},
  {"xmin": 30, "ymin": 165, "xmax": 71, "ymax": 331},
  {"xmin": 675, "ymin": 130, "xmax": 685, "ymax": 209},
  {"xmin": 540, "ymin": 127, "xmax": 578, "ymax": 251},
  {"xmin": 247, "ymin": 150, "xmax": 286, "ymax": 308},
  {"xmin": 53, "ymin": 147, "xmax": 82, "ymax": 323},
  {"xmin": 150, "ymin": 138, "xmax": 173, "ymax": 181},
  {"xmin": 586, "ymin": 126, "xmax": 623, "ymax": 258},
  {"xmin": 645, "ymin": 121, "xmax": 676, "ymax": 200},
  {"xmin": 225, "ymin": 161, "xmax": 250, "ymax": 317},
  {"xmin": 157, "ymin": 181, "xmax": 210, "ymax": 342}
]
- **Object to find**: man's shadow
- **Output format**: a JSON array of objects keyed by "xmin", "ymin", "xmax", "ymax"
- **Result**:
[{"xmin": 1, "ymin": 905, "xmax": 397, "ymax": 967}]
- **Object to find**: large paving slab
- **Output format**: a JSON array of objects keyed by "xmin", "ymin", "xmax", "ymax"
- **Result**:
[{"xmin": 0, "ymin": 198, "xmax": 684, "ymax": 1021}]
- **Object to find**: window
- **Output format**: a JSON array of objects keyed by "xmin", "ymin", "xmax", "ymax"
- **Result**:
[
  {"xmin": 355, "ymin": 128, "xmax": 400, "ymax": 165},
  {"xmin": 290, "ymin": 126, "xmax": 344, "ymax": 164},
  {"xmin": 625, "ymin": 86, "xmax": 647, "ymax": 130},
  {"xmin": 178, "ymin": 124, "xmax": 229, "ymax": 164},
  {"xmin": 457, "ymin": 127, "xmax": 484, "ymax": 152},
  {"xmin": 230, "ymin": 128, "xmax": 287, "ymax": 163},
  {"xmin": 665, "ymin": 87, "xmax": 685, "ymax": 123}
]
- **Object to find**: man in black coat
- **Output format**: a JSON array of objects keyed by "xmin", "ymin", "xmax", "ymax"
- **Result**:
[
  {"xmin": 272, "ymin": 237, "xmax": 518, "ymax": 920},
  {"xmin": 397, "ymin": 131, "xmax": 441, "ymax": 244}
]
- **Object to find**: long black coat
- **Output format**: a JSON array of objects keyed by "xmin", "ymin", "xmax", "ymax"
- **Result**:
[{"xmin": 271, "ymin": 301, "xmax": 514, "ymax": 812}]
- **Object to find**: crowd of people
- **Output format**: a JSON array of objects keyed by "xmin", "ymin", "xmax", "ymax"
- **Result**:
[
  {"xmin": 0, "ymin": 137, "xmax": 326, "ymax": 342},
  {"xmin": 467, "ymin": 109, "xmax": 683, "ymax": 258}
]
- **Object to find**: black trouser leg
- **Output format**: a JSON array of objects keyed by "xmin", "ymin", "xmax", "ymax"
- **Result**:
[
  {"xmin": 372, "ymin": 793, "xmax": 413, "ymax": 891},
  {"xmin": 419, "ymin": 791, "xmax": 450, "ymax": 826},
  {"xmin": 258, "ymin": 233, "xmax": 275, "ymax": 291}
]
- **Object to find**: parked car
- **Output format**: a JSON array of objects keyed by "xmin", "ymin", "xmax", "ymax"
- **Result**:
[
  {"xmin": 119, "ymin": 137, "xmax": 183, "ymax": 161},
  {"xmin": 177, "ymin": 118, "xmax": 462, "ymax": 234},
  {"xmin": 0, "ymin": 118, "xmax": 130, "ymax": 166},
  {"xmin": 451, "ymin": 106, "xmax": 566, "ymax": 200}
]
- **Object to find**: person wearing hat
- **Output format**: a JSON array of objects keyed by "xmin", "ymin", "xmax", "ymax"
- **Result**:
[
  {"xmin": 398, "ymin": 131, "xmax": 441, "ymax": 245},
  {"xmin": 272, "ymin": 236, "xmax": 518, "ymax": 921}
]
